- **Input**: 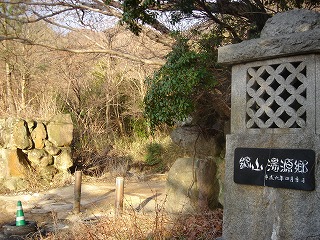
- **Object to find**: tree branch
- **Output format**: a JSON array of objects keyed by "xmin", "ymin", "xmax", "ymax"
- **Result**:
[
  {"xmin": 196, "ymin": 0, "xmax": 242, "ymax": 42},
  {"xmin": 0, "ymin": 36, "xmax": 166, "ymax": 66}
]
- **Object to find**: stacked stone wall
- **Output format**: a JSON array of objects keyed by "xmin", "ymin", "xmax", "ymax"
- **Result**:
[{"xmin": 0, "ymin": 114, "xmax": 73, "ymax": 190}]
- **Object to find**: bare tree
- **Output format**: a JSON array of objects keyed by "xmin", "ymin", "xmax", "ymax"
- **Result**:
[{"xmin": 0, "ymin": 0, "xmax": 171, "ymax": 66}]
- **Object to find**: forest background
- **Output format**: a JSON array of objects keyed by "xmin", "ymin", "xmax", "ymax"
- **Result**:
[{"xmin": 0, "ymin": 0, "xmax": 318, "ymax": 185}]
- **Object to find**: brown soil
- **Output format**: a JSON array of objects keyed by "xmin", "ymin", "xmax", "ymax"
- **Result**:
[{"xmin": 0, "ymin": 174, "xmax": 167, "ymax": 230}]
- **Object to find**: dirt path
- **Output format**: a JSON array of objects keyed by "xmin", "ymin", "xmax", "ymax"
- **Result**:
[{"xmin": 0, "ymin": 175, "xmax": 167, "ymax": 231}]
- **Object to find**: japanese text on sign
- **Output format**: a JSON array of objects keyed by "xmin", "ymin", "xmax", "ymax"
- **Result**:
[{"xmin": 234, "ymin": 148, "xmax": 315, "ymax": 191}]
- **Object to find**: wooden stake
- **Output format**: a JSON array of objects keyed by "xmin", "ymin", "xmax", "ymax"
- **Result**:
[
  {"xmin": 115, "ymin": 177, "xmax": 124, "ymax": 216},
  {"xmin": 73, "ymin": 170, "xmax": 82, "ymax": 214}
]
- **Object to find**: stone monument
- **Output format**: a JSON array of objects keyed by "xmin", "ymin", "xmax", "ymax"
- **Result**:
[{"xmin": 217, "ymin": 9, "xmax": 320, "ymax": 240}]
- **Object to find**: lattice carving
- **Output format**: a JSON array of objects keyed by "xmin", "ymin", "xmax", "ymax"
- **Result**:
[{"xmin": 246, "ymin": 61, "xmax": 307, "ymax": 128}]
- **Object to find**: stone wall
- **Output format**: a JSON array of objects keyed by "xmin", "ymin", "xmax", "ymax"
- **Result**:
[{"xmin": 0, "ymin": 114, "xmax": 73, "ymax": 190}]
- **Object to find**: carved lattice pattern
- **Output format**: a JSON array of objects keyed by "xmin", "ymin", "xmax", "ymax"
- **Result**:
[{"xmin": 246, "ymin": 61, "xmax": 307, "ymax": 128}]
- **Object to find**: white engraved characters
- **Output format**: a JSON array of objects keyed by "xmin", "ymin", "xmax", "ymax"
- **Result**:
[
  {"xmin": 239, "ymin": 157, "xmax": 263, "ymax": 171},
  {"xmin": 265, "ymin": 158, "xmax": 308, "ymax": 174},
  {"xmin": 239, "ymin": 156, "xmax": 309, "ymax": 185},
  {"xmin": 294, "ymin": 160, "xmax": 308, "ymax": 174},
  {"xmin": 280, "ymin": 158, "xmax": 294, "ymax": 173},
  {"xmin": 266, "ymin": 158, "xmax": 279, "ymax": 172}
]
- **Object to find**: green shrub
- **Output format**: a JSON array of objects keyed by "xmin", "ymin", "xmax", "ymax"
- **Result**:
[
  {"xmin": 143, "ymin": 35, "xmax": 217, "ymax": 131},
  {"xmin": 145, "ymin": 142, "xmax": 164, "ymax": 166}
]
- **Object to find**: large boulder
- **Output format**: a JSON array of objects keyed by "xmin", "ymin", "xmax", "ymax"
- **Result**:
[
  {"xmin": 165, "ymin": 157, "xmax": 220, "ymax": 214},
  {"xmin": 47, "ymin": 114, "xmax": 73, "ymax": 147}
]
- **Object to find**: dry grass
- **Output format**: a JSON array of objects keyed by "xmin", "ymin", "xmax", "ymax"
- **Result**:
[
  {"xmin": 0, "ymin": 168, "xmax": 74, "ymax": 194},
  {"xmin": 170, "ymin": 209, "xmax": 223, "ymax": 239},
  {"xmin": 41, "ymin": 208, "xmax": 223, "ymax": 240},
  {"xmin": 78, "ymin": 134, "xmax": 186, "ymax": 181}
]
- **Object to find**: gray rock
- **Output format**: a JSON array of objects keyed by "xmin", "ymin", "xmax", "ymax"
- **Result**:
[
  {"xmin": 38, "ymin": 165, "xmax": 58, "ymax": 181},
  {"xmin": 26, "ymin": 119, "xmax": 36, "ymax": 132},
  {"xmin": 3, "ymin": 178, "xmax": 26, "ymax": 191},
  {"xmin": 2, "ymin": 117, "xmax": 19, "ymax": 149},
  {"xmin": 165, "ymin": 157, "xmax": 220, "ymax": 214},
  {"xmin": 218, "ymin": 9, "xmax": 320, "ymax": 64},
  {"xmin": 170, "ymin": 126, "xmax": 222, "ymax": 158},
  {"xmin": 261, "ymin": 9, "xmax": 320, "ymax": 38}
]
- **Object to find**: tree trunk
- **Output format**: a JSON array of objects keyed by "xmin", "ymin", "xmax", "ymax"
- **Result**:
[
  {"xmin": 20, "ymin": 72, "xmax": 27, "ymax": 112},
  {"xmin": 5, "ymin": 61, "xmax": 16, "ymax": 114}
]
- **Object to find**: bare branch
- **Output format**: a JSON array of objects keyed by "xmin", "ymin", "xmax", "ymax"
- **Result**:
[
  {"xmin": 0, "ymin": 36, "xmax": 166, "ymax": 66},
  {"xmin": 31, "ymin": 10, "xmax": 77, "ymax": 31}
]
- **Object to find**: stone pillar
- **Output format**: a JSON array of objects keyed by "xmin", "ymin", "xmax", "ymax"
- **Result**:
[{"xmin": 218, "ymin": 10, "xmax": 320, "ymax": 240}]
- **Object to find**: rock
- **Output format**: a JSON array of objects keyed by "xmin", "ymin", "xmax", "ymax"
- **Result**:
[
  {"xmin": 260, "ymin": 9, "xmax": 320, "ymax": 38},
  {"xmin": 52, "ymin": 171, "xmax": 72, "ymax": 184},
  {"xmin": 170, "ymin": 126, "xmax": 222, "ymax": 158},
  {"xmin": 4, "ymin": 148, "xmax": 29, "ymax": 178},
  {"xmin": 0, "ymin": 148, "xmax": 8, "ymax": 179},
  {"xmin": 28, "ymin": 149, "xmax": 53, "ymax": 168},
  {"xmin": 47, "ymin": 114, "xmax": 73, "ymax": 147},
  {"xmin": 44, "ymin": 140, "xmax": 61, "ymax": 156},
  {"xmin": 0, "ymin": 115, "xmax": 74, "ymax": 186},
  {"xmin": 218, "ymin": 9, "xmax": 320, "ymax": 64},
  {"xmin": 54, "ymin": 147, "xmax": 73, "ymax": 171},
  {"xmin": 165, "ymin": 157, "xmax": 220, "ymax": 214},
  {"xmin": 0, "ymin": 119, "xmax": 6, "ymax": 148},
  {"xmin": 31, "ymin": 122, "xmax": 47, "ymax": 149},
  {"xmin": 26, "ymin": 119, "xmax": 36, "ymax": 132},
  {"xmin": 1, "ymin": 117, "xmax": 18, "ymax": 149},
  {"xmin": 13, "ymin": 119, "xmax": 33, "ymax": 150}
]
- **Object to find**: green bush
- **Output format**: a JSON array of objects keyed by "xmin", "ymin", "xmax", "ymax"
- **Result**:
[
  {"xmin": 145, "ymin": 142, "xmax": 164, "ymax": 166},
  {"xmin": 143, "ymin": 35, "xmax": 217, "ymax": 131}
]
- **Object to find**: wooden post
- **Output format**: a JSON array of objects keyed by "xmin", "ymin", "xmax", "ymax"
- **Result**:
[
  {"xmin": 115, "ymin": 177, "xmax": 124, "ymax": 216},
  {"xmin": 73, "ymin": 170, "xmax": 82, "ymax": 214}
]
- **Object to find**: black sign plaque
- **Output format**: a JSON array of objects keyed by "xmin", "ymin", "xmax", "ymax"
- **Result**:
[{"xmin": 234, "ymin": 148, "xmax": 315, "ymax": 191}]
